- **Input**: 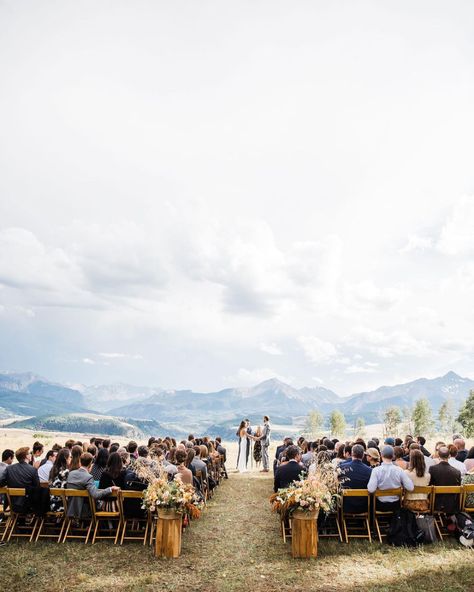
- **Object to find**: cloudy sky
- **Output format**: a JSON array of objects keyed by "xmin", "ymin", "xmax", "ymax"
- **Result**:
[{"xmin": 1, "ymin": 1, "xmax": 474, "ymax": 395}]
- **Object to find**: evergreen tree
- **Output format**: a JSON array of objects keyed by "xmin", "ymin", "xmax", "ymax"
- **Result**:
[
  {"xmin": 353, "ymin": 416, "xmax": 366, "ymax": 438},
  {"xmin": 412, "ymin": 398, "xmax": 434, "ymax": 436},
  {"xmin": 329, "ymin": 410, "xmax": 346, "ymax": 439},
  {"xmin": 304, "ymin": 410, "xmax": 324, "ymax": 439},
  {"xmin": 438, "ymin": 400, "xmax": 455, "ymax": 435},
  {"xmin": 383, "ymin": 406, "xmax": 402, "ymax": 437},
  {"xmin": 458, "ymin": 389, "xmax": 474, "ymax": 437}
]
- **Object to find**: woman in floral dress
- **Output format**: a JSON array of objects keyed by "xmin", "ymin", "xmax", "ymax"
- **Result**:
[
  {"xmin": 49, "ymin": 448, "xmax": 71, "ymax": 512},
  {"xmin": 253, "ymin": 426, "xmax": 262, "ymax": 468}
]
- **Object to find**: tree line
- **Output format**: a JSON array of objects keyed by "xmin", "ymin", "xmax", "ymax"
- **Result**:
[{"xmin": 304, "ymin": 389, "xmax": 474, "ymax": 439}]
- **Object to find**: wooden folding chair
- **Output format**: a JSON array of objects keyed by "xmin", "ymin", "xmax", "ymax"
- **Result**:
[
  {"xmin": 462, "ymin": 483, "xmax": 474, "ymax": 517},
  {"xmin": 318, "ymin": 504, "xmax": 343, "ymax": 542},
  {"xmin": 35, "ymin": 488, "xmax": 66, "ymax": 543},
  {"xmin": 373, "ymin": 488, "xmax": 402, "ymax": 543},
  {"xmin": 341, "ymin": 489, "xmax": 371, "ymax": 543},
  {"xmin": 5, "ymin": 488, "xmax": 39, "ymax": 542},
  {"xmin": 431, "ymin": 486, "xmax": 462, "ymax": 539},
  {"xmin": 403, "ymin": 486, "xmax": 433, "ymax": 514},
  {"xmin": 62, "ymin": 489, "xmax": 94, "ymax": 544},
  {"xmin": 90, "ymin": 491, "xmax": 122, "ymax": 544},
  {"xmin": 195, "ymin": 470, "xmax": 208, "ymax": 504},
  {"xmin": 119, "ymin": 491, "xmax": 149, "ymax": 545},
  {"xmin": 0, "ymin": 486, "xmax": 12, "ymax": 542}
]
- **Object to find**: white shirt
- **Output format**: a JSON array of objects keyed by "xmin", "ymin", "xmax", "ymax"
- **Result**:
[
  {"xmin": 449, "ymin": 457, "xmax": 467, "ymax": 475},
  {"xmin": 38, "ymin": 459, "xmax": 54, "ymax": 482}
]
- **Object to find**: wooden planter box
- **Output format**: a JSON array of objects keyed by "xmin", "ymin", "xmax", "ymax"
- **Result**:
[
  {"xmin": 291, "ymin": 509, "xmax": 319, "ymax": 558},
  {"xmin": 154, "ymin": 508, "xmax": 182, "ymax": 558}
]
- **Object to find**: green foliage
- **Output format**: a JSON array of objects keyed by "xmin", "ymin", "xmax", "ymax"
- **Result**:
[
  {"xmin": 329, "ymin": 410, "xmax": 346, "ymax": 438},
  {"xmin": 353, "ymin": 417, "xmax": 365, "ymax": 438},
  {"xmin": 457, "ymin": 389, "xmax": 474, "ymax": 437},
  {"xmin": 438, "ymin": 400, "xmax": 456, "ymax": 435},
  {"xmin": 411, "ymin": 398, "xmax": 434, "ymax": 436},
  {"xmin": 383, "ymin": 406, "xmax": 402, "ymax": 437},
  {"xmin": 304, "ymin": 410, "xmax": 324, "ymax": 439}
]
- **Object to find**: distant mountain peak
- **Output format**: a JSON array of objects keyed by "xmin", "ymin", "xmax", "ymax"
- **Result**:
[{"xmin": 443, "ymin": 370, "xmax": 462, "ymax": 380}]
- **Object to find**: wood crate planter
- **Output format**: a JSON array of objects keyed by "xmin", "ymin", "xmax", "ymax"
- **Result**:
[
  {"xmin": 155, "ymin": 509, "xmax": 182, "ymax": 558},
  {"xmin": 291, "ymin": 508, "xmax": 319, "ymax": 558}
]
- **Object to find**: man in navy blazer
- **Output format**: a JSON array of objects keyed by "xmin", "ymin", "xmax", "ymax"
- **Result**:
[
  {"xmin": 339, "ymin": 444, "xmax": 372, "ymax": 513},
  {"xmin": 274, "ymin": 445, "xmax": 305, "ymax": 492}
]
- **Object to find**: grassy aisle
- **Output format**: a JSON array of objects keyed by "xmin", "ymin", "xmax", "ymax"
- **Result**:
[{"xmin": 1, "ymin": 474, "xmax": 473, "ymax": 592}]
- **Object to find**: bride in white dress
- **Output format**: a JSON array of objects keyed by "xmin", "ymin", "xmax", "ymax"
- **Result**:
[{"xmin": 237, "ymin": 420, "xmax": 249, "ymax": 473}]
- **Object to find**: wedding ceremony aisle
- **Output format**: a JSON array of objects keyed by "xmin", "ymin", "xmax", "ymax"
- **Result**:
[{"xmin": 1, "ymin": 472, "xmax": 472, "ymax": 592}]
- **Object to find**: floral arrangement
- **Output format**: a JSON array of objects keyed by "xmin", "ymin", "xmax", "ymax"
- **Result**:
[
  {"xmin": 270, "ymin": 463, "xmax": 340, "ymax": 515},
  {"xmin": 143, "ymin": 477, "xmax": 203, "ymax": 519}
]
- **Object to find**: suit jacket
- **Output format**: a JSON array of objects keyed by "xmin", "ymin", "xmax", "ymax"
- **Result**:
[
  {"xmin": 1, "ymin": 462, "xmax": 41, "ymax": 512},
  {"xmin": 66, "ymin": 467, "xmax": 112, "ymax": 519},
  {"xmin": 274, "ymin": 460, "xmax": 304, "ymax": 492},
  {"xmin": 340, "ymin": 459, "xmax": 372, "ymax": 514},
  {"xmin": 261, "ymin": 423, "xmax": 271, "ymax": 447},
  {"xmin": 429, "ymin": 461, "xmax": 461, "ymax": 514},
  {"xmin": 456, "ymin": 450, "xmax": 468, "ymax": 463}
]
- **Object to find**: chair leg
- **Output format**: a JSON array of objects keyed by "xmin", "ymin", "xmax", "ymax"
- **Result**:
[
  {"xmin": 144, "ymin": 520, "xmax": 149, "ymax": 546},
  {"xmin": 85, "ymin": 519, "xmax": 93, "ymax": 544},
  {"xmin": 35, "ymin": 518, "xmax": 45, "ymax": 542},
  {"xmin": 120, "ymin": 519, "xmax": 127, "ymax": 545},
  {"xmin": 7, "ymin": 515, "xmax": 17, "ymax": 542},
  {"xmin": 335, "ymin": 515, "xmax": 343, "ymax": 542},
  {"xmin": 342, "ymin": 518, "xmax": 349, "ymax": 543},
  {"xmin": 62, "ymin": 519, "xmax": 71, "ymax": 543},
  {"xmin": 58, "ymin": 518, "xmax": 66, "ymax": 543},
  {"xmin": 366, "ymin": 519, "xmax": 372, "ymax": 543},
  {"xmin": 91, "ymin": 520, "xmax": 99, "ymax": 544},
  {"xmin": 375, "ymin": 517, "xmax": 383, "ymax": 544},
  {"xmin": 114, "ymin": 520, "xmax": 122, "ymax": 544}
]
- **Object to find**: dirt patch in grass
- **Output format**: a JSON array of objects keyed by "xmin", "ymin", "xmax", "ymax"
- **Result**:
[{"xmin": 1, "ymin": 472, "xmax": 473, "ymax": 592}]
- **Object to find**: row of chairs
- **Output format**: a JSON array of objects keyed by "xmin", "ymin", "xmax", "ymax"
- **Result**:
[
  {"xmin": 0, "ymin": 487, "xmax": 149, "ymax": 544},
  {"xmin": 0, "ymin": 457, "xmax": 228, "ymax": 546},
  {"xmin": 280, "ymin": 484, "xmax": 474, "ymax": 545}
]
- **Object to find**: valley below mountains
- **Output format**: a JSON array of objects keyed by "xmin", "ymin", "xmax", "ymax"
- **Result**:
[{"xmin": 0, "ymin": 370, "xmax": 473, "ymax": 439}]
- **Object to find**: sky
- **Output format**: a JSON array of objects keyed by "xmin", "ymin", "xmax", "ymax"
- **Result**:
[{"xmin": 0, "ymin": 1, "xmax": 474, "ymax": 395}]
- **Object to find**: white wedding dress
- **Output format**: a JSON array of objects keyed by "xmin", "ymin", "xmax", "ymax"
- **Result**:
[{"xmin": 237, "ymin": 432, "xmax": 248, "ymax": 473}]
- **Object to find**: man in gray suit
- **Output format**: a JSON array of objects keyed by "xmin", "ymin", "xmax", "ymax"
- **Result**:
[
  {"xmin": 66, "ymin": 452, "xmax": 119, "ymax": 519},
  {"xmin": 260, "ymin": 416, "xmax": 271, "ymax": 472}
]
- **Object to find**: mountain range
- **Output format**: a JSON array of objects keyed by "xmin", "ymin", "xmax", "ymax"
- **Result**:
[{"xmin": 0, "ymin": 370, "xmax": 472, "ymax": 436}]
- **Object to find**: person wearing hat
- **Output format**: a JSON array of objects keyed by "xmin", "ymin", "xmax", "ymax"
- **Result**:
[
  {"xmin": 365, "ymin": 447, "xmax": 381, "ymax": 468},
  {"xmin": 367, "ymin": 445, "xmax": 414, "ymax": 512},
  {"xmin": 384, "ymin": 437, "xmax": 395, "ymax": 447}
]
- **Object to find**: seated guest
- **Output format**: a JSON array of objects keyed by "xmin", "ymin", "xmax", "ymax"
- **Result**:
[
  {"xmin": 66, "ymin": 453, "xmax": 119, "ymax": 519},
  {"xmin": 365, "ymin": 447, "xmax": 381, "ymax": 468},
  {"xmin": 274, "ymin": 437, "xmax": 293, "ymax": 473},
  {"xmin": 462, "ymin": 466, "xmax": 474, "ymax": 509},
  {"xmin": 215, "ymin": 436, "xmax": 228, "ymax": 479},
  {"xmin": 49, "ymin": 448, "xmax": 71, "ymax": 512},
  {"xmin": 99, "ymin": 452, "xmax": 127, "ymax": 489},
  {"xmin": 37, "ymin": 450, "xmax": 56, "ymax": 483},
  {"xmin": 192, "ymin": 445, "xmax": 208, "ymax": 481},
  {"xmin": 340, "ymin": 444, "xmax": 372, "ymax": 513},
  {"xmin": 393, "ymin": 446, "xmax": 407, "ymax": 470},
  {"xmin": 91, "ymin": 447, "xmax": 109, "ymax": 482},
  {"xmin": 302, "ymin": 442, "xmax": 317, "ymax": 467},
  {"xmin": 69, "ymin": 445, "xmax": 83, "ymax": 471},
  {"xmin": 367, "ymin": 445, "xmax": 414, "ymax": 512},
  {"xmin": 403, "ymin": 449, "xmax": 431, "ymax": 513},
  {"xmin": 429, "ymin": 446, "xmax": 461, "ymax": 514},
  {"xmin": 0, "ymin": 447, "xmax": 40, "ymax": 512},
  {"xmin": 454, "ymin": 438, "xmax": 467, "ymax": 463},
  {"xmin": 0, "ymin": 448, "xmax": 14, "ymax": 482},
  {"xmin": 31, "ymin": 441, "xmax": 44, "ymax": 469},
  {"xmin": 448, "ymin": 444, "xmax": 467, "ymax": 476},
  {"xmin": 174, "ymin": 450, "xmax": 193, "ymax": 485},
  {"xmin": 416, "ymin": 436, "xmax": 431, "ymax": 457},
  {"xmin": 464, "ymin": 447, "xmax": 474, "ymax": 473},
  {"xmin": 127, "ymin": 441, "xmax": 138, "ymax": 460},
  {"xmin": 274, "ymin": 445, "xmax": 304, "ymax": 492}
]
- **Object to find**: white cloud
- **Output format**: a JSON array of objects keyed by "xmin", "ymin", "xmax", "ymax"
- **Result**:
[
  {"xmin": 298, "ymin": 336, "xmax": 338, "ymax": 364},
  {"xmin": 438, "ymin": 196, "xmax": 474, "ymax": 255},
  {"xmin": 224, "ymin": 367, "xmax": 291, "ymax": 386},
  {"xmin": 259, "ymin": 342, "xmax": 283, "ymax": 356},
  {"xmin": 98, "ymin": 352, "xmax": 143, "ymax": 360},
  {"xmin": 399, "ymin": 235, "xmax": 434, "ymax": 254},
  {"xmin": 344, "ymin": 364, "xmax": 377, "ymax": 374},
  {"xmin": 82, "ymin": 358, "xmax": 95, "ymax": 365}
]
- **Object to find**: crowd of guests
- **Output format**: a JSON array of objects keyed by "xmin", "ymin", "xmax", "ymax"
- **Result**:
[
  {"xmin": 0, "ymin": 434, "xmax": 228, "ymax": 526},
  {"xmin": 273, "ymin": 433, "xmax": 474, "ymax": 515}
]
